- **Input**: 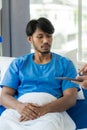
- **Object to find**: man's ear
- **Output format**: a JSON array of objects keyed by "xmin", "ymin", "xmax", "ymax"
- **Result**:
[{"xmin": 27, "ymin": 36, "xmax": 32, "ymax": 43}]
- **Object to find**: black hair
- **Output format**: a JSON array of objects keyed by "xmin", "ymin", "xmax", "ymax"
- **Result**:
[{"xmin": 26, "ymin": 17, "xmax": 55, "ymax": 36}]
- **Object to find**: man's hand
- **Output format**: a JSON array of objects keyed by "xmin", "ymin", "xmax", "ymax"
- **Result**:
[{"xmin": 17, "ymin": 102, "xmax": 48, "ymax": 122}]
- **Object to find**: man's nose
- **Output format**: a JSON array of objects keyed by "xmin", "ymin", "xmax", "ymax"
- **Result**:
[{"xmin": 43, "ymin": 36, "xmax": 49, "ymax": 42}]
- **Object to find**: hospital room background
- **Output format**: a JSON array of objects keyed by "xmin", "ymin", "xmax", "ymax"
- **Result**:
[{"xmin": 0, "ymin": 1, "xmax": 87, "ymax": 129}]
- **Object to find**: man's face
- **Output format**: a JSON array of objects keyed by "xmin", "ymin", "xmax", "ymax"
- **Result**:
[{"xmin": 29, "ymin": 28, "xmax": 53, "ymax": 54}]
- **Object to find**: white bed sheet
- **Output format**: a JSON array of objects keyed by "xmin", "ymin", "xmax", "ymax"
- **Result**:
[{"xmin": 0, "ymin": 92, "xmax": 76, "ymax": 130}]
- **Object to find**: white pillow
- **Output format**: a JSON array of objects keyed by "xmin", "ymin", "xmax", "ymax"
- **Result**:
[
  {"xmin": 77, "ymin": 85, "xmax": 85, "ymax": 99},
  {"xmin": 18, "ymin": 92, "xmax": 56, "ymax": 105},
  {"xmin": 0, "ymin": 56, "xmax": 15, "ymax": 84}
]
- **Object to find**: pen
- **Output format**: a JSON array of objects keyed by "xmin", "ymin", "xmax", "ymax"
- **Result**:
[{"xmin": 78, "ymin": 72, "xmax": 87, "ymax": 76}]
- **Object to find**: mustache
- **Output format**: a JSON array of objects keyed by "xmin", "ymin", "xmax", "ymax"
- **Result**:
[{"xmin": 41, "ymin": 43, "xmax": 50, "ymax": 48}]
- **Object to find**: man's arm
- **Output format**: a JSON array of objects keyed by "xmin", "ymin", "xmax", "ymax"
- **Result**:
[
  {"xmin": 1, "ymin": 86, "xmax": 40, "ymax": 121},
  {"xmin": 44, "ymin": 88, "xmax": 77, "ymax": 113},
  {"xmin": 36, "ymin": 88, "xmax": 78, "ymax": 116},
  {"xmin": 1, "ymin": 86, "xmax": 24, "ymax": 110}
]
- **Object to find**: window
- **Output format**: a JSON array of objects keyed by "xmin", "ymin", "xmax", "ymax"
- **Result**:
[
  {"xmin": 81, "ymin": 0, "xmax": 87, "ymax": 61},
  {"xmin": 30, "ymin": 0, "xmax": 87, "ymax": 62}
]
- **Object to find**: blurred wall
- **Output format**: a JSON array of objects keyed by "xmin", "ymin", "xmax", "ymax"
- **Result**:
[{"xmin": 2, "ymin": 0, "xmax": 31, "ymax": 57}]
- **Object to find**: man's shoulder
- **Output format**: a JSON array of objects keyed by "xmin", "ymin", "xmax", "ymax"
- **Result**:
[
  {"xmin": 52, "ymin": 52, "xmax": 69, "ymax": 61},
  {"xmin": 11, "ymin": 53, "xmax": 33, "ymax": 66},
  {"xmin": 52, "ymin": 52, "xmax": 73, "ymax": 66},
  {"xmin": 16, "ymin": 53, "xmax": 33, "ymax": 60}
]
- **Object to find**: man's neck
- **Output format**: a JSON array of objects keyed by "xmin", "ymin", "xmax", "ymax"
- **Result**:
[{"xmin": 33, "ymin": 52, "xmax": 52, "ymax": 64}]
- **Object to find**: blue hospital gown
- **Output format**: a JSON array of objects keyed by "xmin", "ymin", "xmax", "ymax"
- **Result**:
[{"xmin": 1, "ymin": 52, "xmax": 79, "ymax": 98}]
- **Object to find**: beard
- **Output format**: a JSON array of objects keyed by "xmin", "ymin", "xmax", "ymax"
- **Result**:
[
  {"xmin": 35, "ymin": 47, "xmax": 50, "ymax": 54},
  {"xmin": 33, "ymin": 43, "xmax": 51, "ymax": 55},
  {"xmin": 39, "ymin": 50, "xmax": 50, "ymax": 54}
]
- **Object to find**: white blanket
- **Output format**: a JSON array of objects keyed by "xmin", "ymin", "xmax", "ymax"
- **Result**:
[{"xmin": 0, "ymin": 92, "xmax": 76, "ymax": 130}]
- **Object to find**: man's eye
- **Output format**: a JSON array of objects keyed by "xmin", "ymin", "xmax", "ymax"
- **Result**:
[
  {"xmin": 47, "ymin": 35, "xmax": 52, "ymax": 38},
  {"xmin": 37, "ymin": 36, "xmax": 42, "ymax": 38}
]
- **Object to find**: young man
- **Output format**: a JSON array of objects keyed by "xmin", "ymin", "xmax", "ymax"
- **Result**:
[{"xmin": 0, "ymin": 17, "xmax": 79, "ymax": 130}]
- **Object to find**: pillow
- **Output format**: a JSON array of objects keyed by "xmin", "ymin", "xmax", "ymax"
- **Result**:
[
  {"xmin": 18, "ymin": 92, "xmax": 56, "ymax": 105},
  {"xmin": 0, "ymin": 56, "xmax": 15, "ymax": 84},
  {"xmin": 77, "ymin": 85, "xmax": 85, "ymax": 99}
]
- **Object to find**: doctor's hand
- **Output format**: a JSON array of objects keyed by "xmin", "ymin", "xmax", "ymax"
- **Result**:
[
  {"xmin": 71, "ymin": 76, "xmax": 87, "ymax": 89},
  {"xmin": 79, "ymin": 64, "xmax": 87, "ymax": 75}
]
